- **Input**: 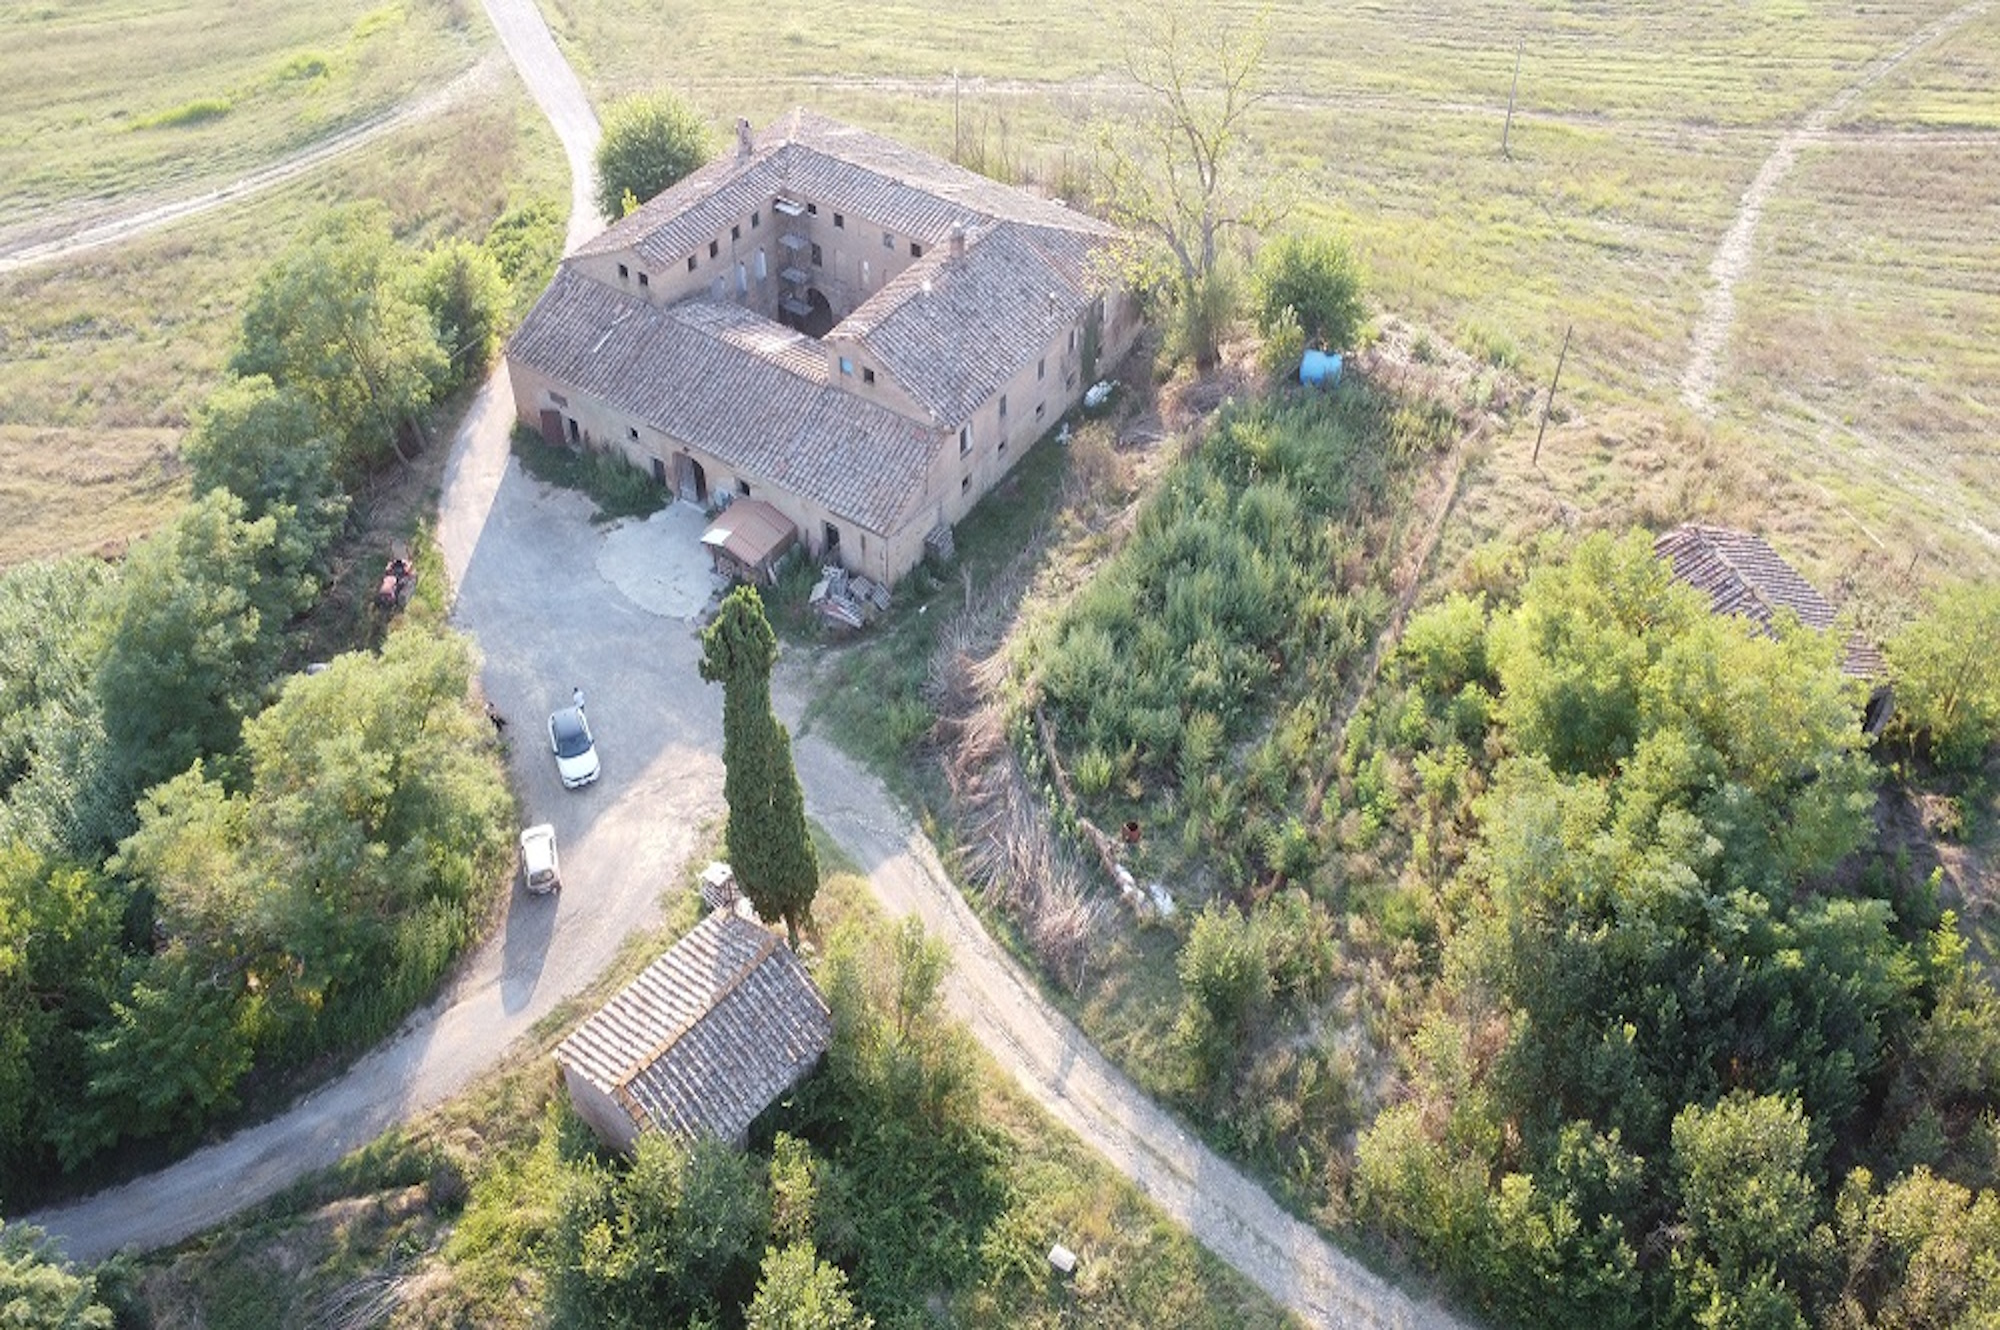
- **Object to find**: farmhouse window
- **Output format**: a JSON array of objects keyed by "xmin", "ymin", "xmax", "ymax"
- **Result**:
[
  {"xmin": 737, "ymin": 479, "xmax": 752, "ymax": 497},
  {"xmin": 731, "ymin": 224, "xmax": 741, "ymax": 241},
  {"xmin": 638, "ymin": 271, "xmax": 649, "ymax": 288},
  {"xmin": 752, "ymin": 210, "xmax": 761, "ymax": 228},
  {"xmin": 862, "ymin": 367, "xmax": 876, "ymax": 385},
  {"xmin": 810, "ymin": 243, "xmax": 823, "ymax": 266},
  {"xmin": 961, "ymin": 475, "xmax": 971, "ymax": 493},
  {"xmin": 999, "ymin": 394, "xmax": 1008, "ymax": 420},
  {"xmin": 959, "ymin": 426, "xmax": 970, "ymax": 456},
  {"xmin": 910, "ymin": 242, "xmax": 923, "ymax": 259},
  {"xmin": 617, "ymin": 263, "xmax": 629, "ymax": 280},
  {"xmin": 687, "ymin": 255, "xmax": 697, "ymax": 272},
  {"xmin": 839, "ymin": 357, "xmax": 854, "ymax": 376},
  {"xmin": 882, "ymin": 231, "xmax": 894, "ymax": 249},
  {"xmin": 709, "ymin": 239, "xmax": 720, "ymax": 259},
  {"xmin": 833, "ymin": 212, "xmax": 844, "ymax": 229},
  {"xmin": 756, "ymin": 249, "xmax": 767, "ymax": 279}
]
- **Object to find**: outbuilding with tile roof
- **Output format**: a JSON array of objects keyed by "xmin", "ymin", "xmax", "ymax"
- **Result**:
[
  {"xmin": 555, "ymin": 909, "xmax": 832, "ymax": 1152},
  {"xmin": 507, "ymin": 109, "xmax": 1140, "ymax": 587}
]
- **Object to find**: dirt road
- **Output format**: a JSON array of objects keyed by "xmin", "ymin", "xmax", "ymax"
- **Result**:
[
  {"xmin": 1679, "ymin": 0, "xmax": 1993, "ymax": 414},
  {"xmin": 0, "ymin": 58, "xmax": 503, "ymax": 275}
]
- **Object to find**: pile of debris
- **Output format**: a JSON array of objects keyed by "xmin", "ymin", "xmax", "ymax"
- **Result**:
[{"xmin": 808, "ymin": 565, "xmax": 890, "ymax": 629}]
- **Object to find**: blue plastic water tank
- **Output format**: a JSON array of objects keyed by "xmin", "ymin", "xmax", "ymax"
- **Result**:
[{"xmin": 1299, "ymin": 350, "xmax": 1344, "ymax": 387}]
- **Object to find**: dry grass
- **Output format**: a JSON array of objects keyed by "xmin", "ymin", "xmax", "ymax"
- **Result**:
[
  {"xmin": 0, "ymin": 83, "xmax": 565, "ymax": 569},
  {"xmin": 0, "ymin": 0, "xmax": 481, "ymax": 241}
]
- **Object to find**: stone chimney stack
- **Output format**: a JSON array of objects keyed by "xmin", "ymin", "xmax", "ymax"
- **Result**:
[
  {"xmin": 949, "ymin": 221, "xmax": 967, "ymax": 259},
  {"xmin": 736, "ymin": 117, "xmax": 754, "ymax": 160}
]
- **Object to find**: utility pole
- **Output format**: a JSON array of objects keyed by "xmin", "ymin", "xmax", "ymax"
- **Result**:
[
  {"xmin": 1502, "ymin": 37, "xmax": 1523, "ymax": 157},
  {"xmin": 1532, "ymin": 323, "xmax": 1571, "ymax": 467}
]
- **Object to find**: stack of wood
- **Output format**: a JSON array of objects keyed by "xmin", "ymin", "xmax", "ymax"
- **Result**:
[{"xmin": 808, "ymin": 566, "xmax": 890, "ymax": 629}]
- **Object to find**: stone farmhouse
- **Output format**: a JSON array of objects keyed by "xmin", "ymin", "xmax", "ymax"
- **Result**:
[{"xmin": 507, "ymin": 109, "xmax": 1141, "ymax": 587}]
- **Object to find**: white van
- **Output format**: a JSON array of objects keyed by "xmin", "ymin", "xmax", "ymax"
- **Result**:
[{"xmin": 520, "ymin": 824, "xmax": 560, "ymax": 894}]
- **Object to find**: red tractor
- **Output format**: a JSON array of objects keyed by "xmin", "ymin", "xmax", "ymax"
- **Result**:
[{"xmin": 375, "ymin": 556, "xmax": 415, "ymax": 610}]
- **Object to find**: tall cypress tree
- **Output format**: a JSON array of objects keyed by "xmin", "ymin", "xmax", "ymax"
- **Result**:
[{"xmin": 699, "ymin": 587, "xmax": 819, "ymax": 946}]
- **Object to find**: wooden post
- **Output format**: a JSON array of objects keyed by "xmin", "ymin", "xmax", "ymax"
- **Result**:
[
  {"xmin": 1502, "ymin": 37, "xmax": 1523, "ymax": 157},
  {"xmin": 1532, "ymin": 323, "xmax": 1571, "ymax": 467}
]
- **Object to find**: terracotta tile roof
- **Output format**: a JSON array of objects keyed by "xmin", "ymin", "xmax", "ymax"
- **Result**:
[
  {"xmin": 578, "ymin": 108, "xmax": 1113, "ymax": 269},
  {"xmin": 508, "ymin": 269, "xmax": 939, "ymax": 533},
  {"xmin": 1653, "ymin": 524, "xmax": 1886, "ymax": 679},
  {"xmin": 844, "ymin": 222, "xmax": 1098, "ymax": 424},
  {"xmin": 555, "ymin": 911, "xmax": 832, "ymax": 1146}
]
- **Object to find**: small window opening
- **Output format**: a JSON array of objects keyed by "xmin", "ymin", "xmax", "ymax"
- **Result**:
[
  {"xmin": 862, "ymin": 367, "xmax": 876, "ymax": 385},
  {"xmin": 1037, "ymin": 357, "xmax": 1045, "ymax": 380},
  {"xmin": 731, "ymin": 224, "xmax": 741, "ymax": 241},
  {"xmin": 687, "ymin": 255, "xmax": 697, "ymax": 272},
  {"xmin": 709, "ymin": 239, "xmax": 720, "ymax": 259},
  {"xmin": 882, "ymin": 231, "xmax": 894, "ymax": 249},
  {"xmin": 810, "ymin": 243, "xmax": 823, "ymax": 267},
  {"xmin": 910, "ymin": 242, "xmax": 924, "ymax": 259},
  {"xmin": 999, "ymin": 394, "xmax": 1008, "ymax": 419},
  {"xmin": 638, "ymin": 271, "xmax": 649, "ymax": 288},
  {"xmin": 752, "ymin": 211, "xmax": 761, "ymax": 228},
  {"xmin": 961, "ymin": 475, "xmax": 972, "ymax": 493},
  {"xmin": 617, "ymin": 262, "xmax": 629, "ymax": 280},
  {"xmin": 959, "ymin": 426, "xmax": 970, "ymax": 456},
  {"xmin": 833, "ymin": 212, "xmax": 844, "ymax": 229},
  {"xmin": 737, "ymin": 479, "xmax": 752, "ymax": 497}
]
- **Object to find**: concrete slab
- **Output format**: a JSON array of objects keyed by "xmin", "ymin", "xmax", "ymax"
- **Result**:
[{"xmin": 596, "ymin": 502, "xmax": 722, "ymax": 621}]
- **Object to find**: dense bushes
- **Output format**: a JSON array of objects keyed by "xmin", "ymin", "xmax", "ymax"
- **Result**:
[
  {"xmin": 1349, "ymin": 532, "xmax": 2000, "ymax": 1326},
  {"xmin": 0, "ymin": 207, "xmax": 520, "ymax": 1204},
  {"xmin": 1034, "ymin": 386, "xmax": 1443, "ymax": 881}
]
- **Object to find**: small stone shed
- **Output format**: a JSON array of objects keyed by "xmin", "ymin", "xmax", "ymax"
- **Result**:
[
  {"xmin": 1653, "ymin": 523, "xmax": 1893, "ymax": 731},
  {"xmin": 555, "ymin": 910, "xmax": 832, "ymax": 1152}
]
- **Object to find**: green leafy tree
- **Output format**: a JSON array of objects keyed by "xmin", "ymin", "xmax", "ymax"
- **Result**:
[
  {"xmin": 183, "ymin": 374, "xmax": 349, "ymax": 584},
  {"xmin": 0, "ymin": 847, "xmax": 127, "ymax": 1201},
  {"xmin": 414, "ymin": 238, "xmax": 510, "ymax": 392},
  {"xmin": 1173, "ymin": 901, "xmax": 1271, "ymax": 1093},
  {"xmin": 1887, "ymin": 580, "xmax": 2000, "ymax": 770},
  {"xmin": 1251, "ymin": 229, "xmax": 1365, "ymax": 350},
  {"xmin": 746, "ymin": 1241, "xmax": 872, "ymax": 1330},
  {"xmin": 700, "ymin": 587, "xmax": 819, "ymax": 946},
  {"xmin": 548, "ymin": 1133, "xmax": 768, "ymax": 1329},
  {"xmin": 231, "ymin": 204, "xmax": 448, "ymax": 472},
  {"xmin": 0, "ymin": 558, "xmax": 124, "ymax": 857},
  {"xmin": 1669, "ymin": 1092, "xmax": 1819, "ymax": 1323},
  {"xmin": 0, "ymin": 1223, "xmax": 112, "ymax": 1329},
  {"xmin": 593, "ymin": 92, "xmax": 712, "ymax": 222},
  {"xmin": 93, "ymin": 491, "xmax": 290, "ymax": 796},
  {"xmin": 1831, "ymin": 1166, "xmax": 2000, "ymax": 1327}
]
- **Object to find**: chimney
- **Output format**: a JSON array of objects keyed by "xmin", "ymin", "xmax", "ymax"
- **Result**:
[
  {"xmin": 949, "ymin": 221, "xmax": 967, "ymax": 259},
  {"xmin": 736, "ymin": 117, "xmax": 754, "ymax": 160}
]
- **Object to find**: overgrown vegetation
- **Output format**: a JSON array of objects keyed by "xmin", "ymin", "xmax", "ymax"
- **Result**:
[
  {"xmin": 118, "ymin": 872, "xmax": 1290, "ymax": 1328},
  {"xmin": 508, "ymin": 424, "xmax": 672, "ymax": 524},
  {"xmin": 592, "ymin": 89, "xmax": 713, "ymax": 221},
  {"xmin": 0, "ymin": 206, "xmax": 518, "ymax": 1208}
]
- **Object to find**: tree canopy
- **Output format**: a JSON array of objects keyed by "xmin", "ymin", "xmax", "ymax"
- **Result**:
[
  {"xmin": 1887, "ymin": 579, "xmax": 2000, "ymax": 770},
  {"xmin": 700, "ymin": 586, "xmax": 820, "ymax": 946},
  {"xmin": 593, "ymin": 92, "xmax": 712, "ymax": 222},
  {"xmin": 231, "ymin": 204, "xmax": 448, "ymax": 472},
  {"xmin": 1251, "ymin": 229, "xmax": 1365, "ymax": 351}
]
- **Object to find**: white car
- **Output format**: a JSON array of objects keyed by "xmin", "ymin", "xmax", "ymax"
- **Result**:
[
  {"xmin": 547, "ymin": 705, "xmax": 600, "ymax": 789},
  {"xmin": 520, "ymin": 823, "xmax": 560, "ymax": 894}
]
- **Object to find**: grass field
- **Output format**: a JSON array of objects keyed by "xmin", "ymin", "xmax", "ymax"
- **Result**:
[
  {"xmin": 0, "ymin": 71, "xmax": 566, "ymax": 567},
  {"xmin": 532, "ymin": 0, "xmax": 1998, "ymax": 592},
  {"xmin": 0, "ymin": 0, "xmax": 482, "ymax": 238}
]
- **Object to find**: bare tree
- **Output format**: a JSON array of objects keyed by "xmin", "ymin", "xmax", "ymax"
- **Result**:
[{"xmin": 1094, "ymin": 1, "xmax": 1283, "ymax": 364}]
